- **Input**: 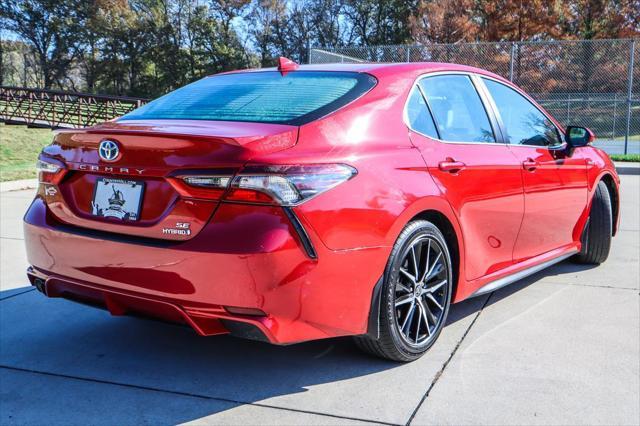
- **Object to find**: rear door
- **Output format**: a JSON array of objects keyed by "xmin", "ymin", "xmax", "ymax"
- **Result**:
[
  {"xmin": 407, "ymin": 73, "xmax": 524, "ymax": 281},
  {"xmin": 479, "ymin": 77, "xmax": 588, "ymax": 262}
]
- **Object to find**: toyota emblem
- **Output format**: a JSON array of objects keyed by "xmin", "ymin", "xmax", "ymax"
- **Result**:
[{"xmin": 98, "ymin": 140, "xmax": 120, "ymax": 162}]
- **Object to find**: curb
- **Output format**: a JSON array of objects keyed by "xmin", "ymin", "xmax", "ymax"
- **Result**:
[
  {"xmin": 0, "ymin": 179, "xmax": 38, "ymax": 193},
  {"xmin": 614, "ymin": 162, "xmax": 640, "ymax": 176}
]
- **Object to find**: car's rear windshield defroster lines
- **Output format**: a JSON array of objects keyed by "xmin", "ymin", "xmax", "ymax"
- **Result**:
[{"xmin": 120, "ymin": 71, "xmax": 377, "ymax": 126}]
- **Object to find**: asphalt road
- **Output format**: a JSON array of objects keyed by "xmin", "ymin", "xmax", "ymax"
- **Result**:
[
  {"xmin": 593, "ymin": 139, "xmax": 639, "ymax": 155},
  {"xmin": 1, "ymin": 177, "xmax": 638, "ymax": 426}
]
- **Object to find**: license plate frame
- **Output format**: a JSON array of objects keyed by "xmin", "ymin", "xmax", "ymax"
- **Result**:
[{"xmin": 91, "ymin": 177, "xmax": 145, "ymax": 221}]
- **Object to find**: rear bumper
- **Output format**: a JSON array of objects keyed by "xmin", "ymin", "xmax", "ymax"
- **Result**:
[
  {"xmin": 27, "ymin": 266, "xmax": 270, "ymax": 341},
  {"xmin": 24, "ymin": 196, "xmax": 388, "ymax": 344}
]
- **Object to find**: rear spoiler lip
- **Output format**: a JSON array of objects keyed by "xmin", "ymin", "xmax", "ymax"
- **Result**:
[{"xmin": 50, "ymin": 122, "xmax": 300, "ymax": 156}]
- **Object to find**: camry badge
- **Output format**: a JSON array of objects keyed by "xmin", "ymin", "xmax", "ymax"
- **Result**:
[{"xmin": 98, "ymin": 140, "xmax": 120, "ymax": 162}]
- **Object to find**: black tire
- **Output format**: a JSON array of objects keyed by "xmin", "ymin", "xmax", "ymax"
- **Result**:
[
  {"xmin": 574, "ymin": 180, "xmax": 612, "ymax": 264},
  {"xmin": 354, "ymin": 220, "xmax": 453, "ymax": 362}
]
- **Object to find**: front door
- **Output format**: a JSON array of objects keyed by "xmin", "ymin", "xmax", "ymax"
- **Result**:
[
  {"xmin": 479, "ymin": 77, "xmax": 588, "ymax": 262},
  {"xmin": 406, "ymin": 74, "xmax": 524, "ymax": 281}
]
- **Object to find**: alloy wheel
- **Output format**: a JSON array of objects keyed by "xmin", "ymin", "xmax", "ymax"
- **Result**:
[{"xmin": 394, "ymin": 236, "xmax": 450, "ymax": 347}]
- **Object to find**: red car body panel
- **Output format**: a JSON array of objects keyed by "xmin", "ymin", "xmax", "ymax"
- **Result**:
[
  {"xmin": 23, "ymin": 62, "xmax": 620, "ymax": 345},
  {"xmin": 410, "ymin": 134, "xmax": 525, "ymax": 280},
  {"xmin": 509, "ymin": 146, "xmax": 589, "ymax": 262}
]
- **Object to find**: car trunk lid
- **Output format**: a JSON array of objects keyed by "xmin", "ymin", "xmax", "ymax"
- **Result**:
[{"xmin": 40, "ymin": 119, "xmax": 298, "ymax": 241}]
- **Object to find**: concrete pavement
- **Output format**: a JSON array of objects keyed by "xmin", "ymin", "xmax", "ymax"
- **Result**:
[{"xmin": 1, "ymin": 177, "xmax": 638, "ymax": 425}]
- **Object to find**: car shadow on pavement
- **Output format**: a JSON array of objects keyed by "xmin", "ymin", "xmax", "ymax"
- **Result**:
[
  {"xmin": 445, "ymin": 259, "xmax": 597, "ymax": 325},
  {"xmin": 1, "ymin": 285, "xmax": 401, "ymax": 424},
  {"xmin": 0, "ymin": 260, "xmax": 595, "ymax": 425}
]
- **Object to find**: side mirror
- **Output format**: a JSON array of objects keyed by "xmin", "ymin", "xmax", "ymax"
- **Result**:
[{"xmin": 565, "ymin": 126, "xmax": 595, "ymax": 148}]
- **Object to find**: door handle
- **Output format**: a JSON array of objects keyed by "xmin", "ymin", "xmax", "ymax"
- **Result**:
[
  {"xmin": 438, "ymin": 160, "xmax": 466, "ymax": 173},
  {"xmin": 522, "ymin": 158, "xmax": 539, "ymax": 172}
]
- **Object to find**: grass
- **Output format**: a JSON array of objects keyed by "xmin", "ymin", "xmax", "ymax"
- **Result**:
[
  {"xmin": 610, "ymin": 154, "xmax": 640, "ymax": 162},
  {"xmin": 0, "ymin": 123, "xmax": 53, "ymax": 181}
]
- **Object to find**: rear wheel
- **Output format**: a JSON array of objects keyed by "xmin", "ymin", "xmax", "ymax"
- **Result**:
[
  {"xmin": 574, "ymin": 180, "xmax": 612, "ymax": 264},
  {"xmin": 355, "ymin": 220, "xmax": 453, "ymax": 362}
]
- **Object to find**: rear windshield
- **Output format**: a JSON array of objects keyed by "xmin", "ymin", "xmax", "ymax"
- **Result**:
[{"xmin": 120, "ymin": 71, "xmax": 376, "ymax": 126}]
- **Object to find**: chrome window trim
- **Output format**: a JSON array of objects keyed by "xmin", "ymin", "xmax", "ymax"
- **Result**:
[
  {"xmin": 403, "ymin": 70, "xmax": 504, "ymax": 146},
  {"xmin": 403, "ymin": 70, "xmax": 567, "ymax": 151},
  {"xmin": 477, "ymin": 75, "xmax": 566, "ymax": 150}
]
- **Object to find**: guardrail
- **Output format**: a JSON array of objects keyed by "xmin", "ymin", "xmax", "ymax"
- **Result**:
[{"xmin": 0, "ymin": 86, "xmax": 147, "ymax": 129}]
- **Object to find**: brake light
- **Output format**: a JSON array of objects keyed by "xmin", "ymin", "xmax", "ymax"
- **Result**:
[
  {"xmin": 36, "ymin": 157, "xmax": 66, "ymax": 184},
  {"xmin": 169, "ymin": 164, "xmax": 356, "ymax": 205},
  {"xmin": 225, "ymin": 164, "xmax": 357, "ymax": 206},
  {"xmin": 228, "ymin": 175, "xmax": 300, "ymax": 204}
]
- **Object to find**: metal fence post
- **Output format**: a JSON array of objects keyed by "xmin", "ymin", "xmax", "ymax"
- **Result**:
[
  {"xmin": 509, "ymin": 42, "xmax": 516, "ymax": 81},
  {"xmin": 624, "ymin": 39, "xmax": 635, "ymax": 155},
  {"xmin": 406, "ymin": 46, "xmax": 411, "ymax": 63},
  {"xmin": 612, "ymin": 94, "xmax": 617, "ymax": 140}
]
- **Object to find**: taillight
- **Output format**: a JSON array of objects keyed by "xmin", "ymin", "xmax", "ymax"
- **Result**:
[
  {"xmin": 168, "ymin": 174, "xmax": 232, "ymax": 200},
  {"xmin": 170, "ymin": 164, "xmax": 356, "ymax": 205},
  {"xmin": 36, "ymin": 157, "xmax": 66, "ymax": 185},
  {"xmin": 226, "ymin": 164, "xmax": 357, "ymax": 206}
]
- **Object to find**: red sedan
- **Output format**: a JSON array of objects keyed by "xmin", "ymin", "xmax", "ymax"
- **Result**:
[{"xmin": 24, "ymin": 59, "xmax": 620, "ymax": 361}]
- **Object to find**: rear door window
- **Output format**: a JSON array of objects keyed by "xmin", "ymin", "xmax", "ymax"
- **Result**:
[
  {"xmin": 418, "ymin": 75, "xmax": 496, "ymax": 143},
  {"xmin": 405, "ymin": 86, "xmax": 439, "ymax": 138},
  {"xmin": 120, "ymin": 71, "xmax": 377, "ymax": 126}
]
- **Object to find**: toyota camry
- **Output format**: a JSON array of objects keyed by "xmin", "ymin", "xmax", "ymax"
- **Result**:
[{"xmin": 24, "ymin": 58, "xmax": 620, "ymax": 361}]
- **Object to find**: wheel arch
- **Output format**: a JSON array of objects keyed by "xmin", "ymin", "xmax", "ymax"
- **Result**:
[
  {"xmin": 599, "ymin": 173, "xmax": 619, "ymax": 236},
  {"xmin": 410, "ymin": 210, "xmax": 461, "ymax": 301},
  {"xmin": 365, "ymin": 206, "xmax": 464, "ymax": 339}
]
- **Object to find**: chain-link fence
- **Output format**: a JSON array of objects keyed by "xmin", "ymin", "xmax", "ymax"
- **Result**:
[{"xmin": 310, "ymin": 39, "xmax": 639, "ymax": 155}]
